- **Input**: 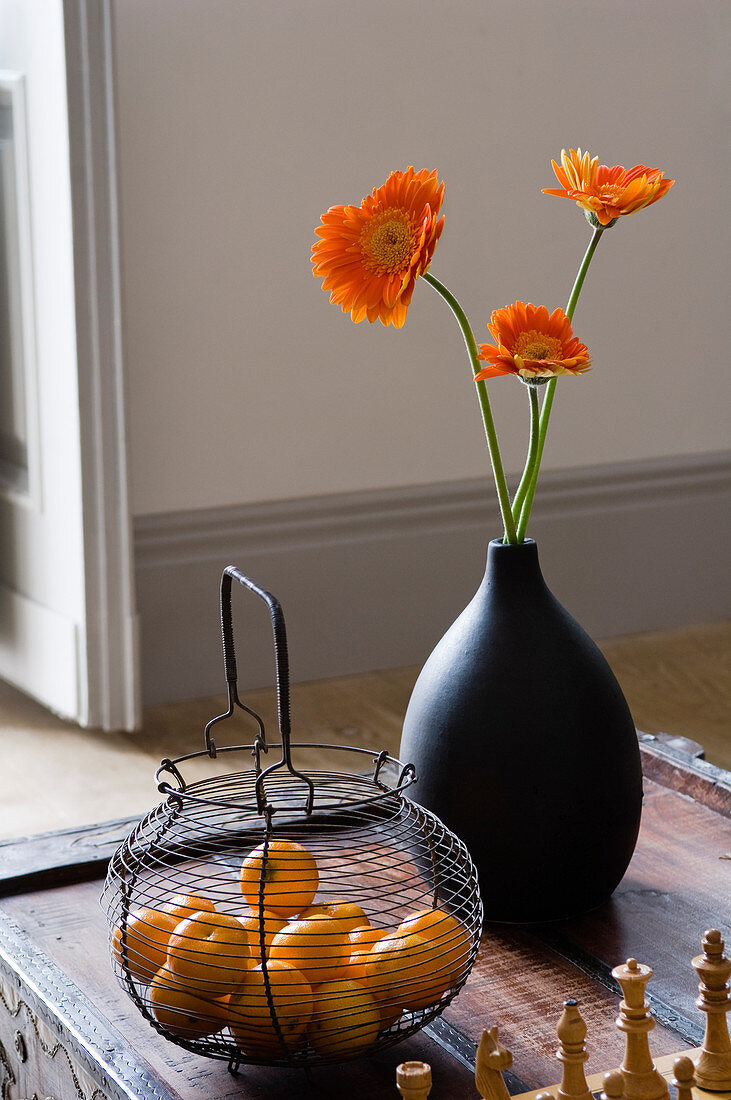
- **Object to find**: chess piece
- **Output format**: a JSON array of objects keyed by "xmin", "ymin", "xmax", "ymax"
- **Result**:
[
  {"xmin": 396, "ymin": 1061, "xmax": 432, "ymax": 1099},
  {"xmin": 475, "ymin": 1026, "xmax": 513, "ymax": 1100},
  {"xmin": 602, "ymin": 1071, "xmax": 626, "ymax": 1100},
  {"xmin": 692, "ymin": 928, "xmax": 731, "ymax": 1091},
  {"xmin": 612, "ymin": 957, "xmax": 670, "ymax": 1100},
  {"xmin": 556, "ymin": 999, "xmax": 592, "ymax": 1100},
  {"xmin": 672, "ymin": 1056, "xmax": 696, "ymax": 1100}
]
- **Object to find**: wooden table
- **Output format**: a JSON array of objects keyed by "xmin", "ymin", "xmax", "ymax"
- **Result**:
[{"xmin": 0, "ymin": 737, "xmax": 729, "ymax": 1099}]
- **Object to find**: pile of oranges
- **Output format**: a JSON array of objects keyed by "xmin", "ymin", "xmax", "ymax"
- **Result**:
[{"xmin": 112, "ymin": 838, "xmax": 471, "ymax": 1060}]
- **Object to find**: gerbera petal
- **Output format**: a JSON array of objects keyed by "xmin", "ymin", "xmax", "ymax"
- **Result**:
[
  {"xmin": 389, "ymin": 299, "xmax": 409, "ymax": 328},
  {"xmin": 474, "ymin": 362, "xmax": 513, "ymax": 380},
  {"xmin": 382, "ymin": 274, "xmax": 403, "ymax": 308}
]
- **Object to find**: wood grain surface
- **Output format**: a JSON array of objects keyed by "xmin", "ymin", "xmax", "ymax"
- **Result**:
[{"xmin": 1, "ymin": 763, "xmax": 729, "ymax": 1098}]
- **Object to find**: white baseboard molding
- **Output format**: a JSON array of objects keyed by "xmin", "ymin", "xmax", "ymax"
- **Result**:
[{"xmin": 134, "ymin": 451, "xmax": 731, "ymax": 706}]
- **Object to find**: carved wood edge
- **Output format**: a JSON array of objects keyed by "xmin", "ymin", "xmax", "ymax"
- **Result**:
[
  {"xmin": 638, "ymin": 735, "xmax": 731, "ymax": 819},
  {"xmin": 0, "ymin": 909, "xmax": 178, "ymax": 1100},
  {"xmin": 0, "ymin": 975, "xmax": 111, "ymax": 1100}
]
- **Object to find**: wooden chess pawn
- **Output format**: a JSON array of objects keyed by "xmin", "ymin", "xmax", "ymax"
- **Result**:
[
  {"xmin": 602, "ymin": 1071, "xmax": 626, "ymax": 1100},
  {"xmin": 556, "ymin": 999, "xmax": 592, "ymax": 1100},
  {"xmin": 672, "ymin": 1056, "xmax": 696, "ymax": 1100},
  {"xmin": 396, "ymin": 1061, "xmax": 432, "ymax": 1099},
  {"xmin": 692, "ymin": 928, "xmax": 731, "ymax": 1091},
  {"xmin": 612, "ymin": 957, "xmax": 670, "ymax": 1100},
  {"xmin": 475, "ymin": 1026, "xmax": 513, "ymax": 1100}
]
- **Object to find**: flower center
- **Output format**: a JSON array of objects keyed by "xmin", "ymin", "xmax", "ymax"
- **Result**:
[
  {"xmin": 514, "ymin": 330, "xmax": 562, "ymax": 361},
  {"xmin": 597, "ymin": 184, "xmax": 624, "ymax": 204},
  {"xmin": 361, "ymin": 209, "xmax": 417, "ymax": 274}
]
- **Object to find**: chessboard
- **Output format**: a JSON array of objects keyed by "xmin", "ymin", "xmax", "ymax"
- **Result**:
[{"xmin": 513, "ymin": 1051, "xmax": 731, "ymax": 1100}]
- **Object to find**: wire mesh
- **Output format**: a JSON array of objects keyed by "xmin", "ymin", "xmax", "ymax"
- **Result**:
[{"xmin": 102, "ymin": 747, "xmax": 482, "ymax": 1069}]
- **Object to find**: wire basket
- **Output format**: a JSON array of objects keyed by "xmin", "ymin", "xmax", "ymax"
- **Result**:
[{"xmin": 102, "ymin": 567, "xmax": 483, "ymax": 1071}]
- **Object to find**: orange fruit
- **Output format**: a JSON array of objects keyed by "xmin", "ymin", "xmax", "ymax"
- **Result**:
[
  {"xmin": 228, "ymin": 960, "xmax": 314, "ymax": 1057},
  {"xmin": 238, "ymin": 909, "xmax": 289, "ymax": 962},
  {"xmin": 268, "ymin": 913, "xmax": 353, "ymax": 986},
  {"xmin": 239, "ymin": 839, "xmax": 319, "ymax": 918},
  {"xmin": 377, "ymin": 997, "xmax": 403, "ymax": 1030},
  {"xmin": 348, "ymin": 925, "xmax": 387, "ymax": 981},
  {"xmin": 162, "ymin": 892, "xmax": 216, "ymax": 922},
  {"xmin": 149, "ymin": 967, "xmax": 229, "ymax": 1039},
  {"xmin": 364, "ymin": 928, "xmax": 453, "ymax": 1011},
  {"xmin": 362, "ymin": 932, "xmax": 411, "ymax": 1007},
  {"xmin": 299, "ymin": 900, "xmax": 369, "ymax": 931},
  {"xmin": 166, "ymin": 910, "xmax": 255, "ymax": 996},
  {"xmin": 112, "ymin": 906, "xmax": 180, "ymax": 983},
  {"xmin": 307, "ymin": 978, "xmax": 381, "ymax": 1055},
  {"xmin": 397, "ymin": 908, "xmax": 471, "ymax": 988}
]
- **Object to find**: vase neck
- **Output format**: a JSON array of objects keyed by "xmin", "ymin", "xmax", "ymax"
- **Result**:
[{"xmin": 481, "ymin": 538, "xmax": 549, "ymax": 598}]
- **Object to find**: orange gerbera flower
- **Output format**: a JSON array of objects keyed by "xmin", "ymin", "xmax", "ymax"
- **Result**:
[
  {"xmin": 543, "ymin": 148, "xmax": 674, "ymax": 227},
  {"xmin": 475, "ymin": 302, "xmax": 591, "ymax": 381},
  {"xmin": 312, "ymin": 167, "xmax": 445, "ymax": 328}
]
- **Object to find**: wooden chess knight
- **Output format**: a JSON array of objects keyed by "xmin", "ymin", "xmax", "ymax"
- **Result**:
[
  {"xmin": 397, "ymin": 929, "xmax": 731, "ymax": 1100},
  {"xmin": 475, "ymin": 1026, "xmax": 514, "ymax": 1100}
]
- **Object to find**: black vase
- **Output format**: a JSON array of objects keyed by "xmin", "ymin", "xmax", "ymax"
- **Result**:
[{"xmin": 399, "ymin": 538, "xmax": 643, "ymax": 923}]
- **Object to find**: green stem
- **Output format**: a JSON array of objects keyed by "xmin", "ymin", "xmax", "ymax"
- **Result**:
[
  {"xmin": 565, "ymin": 225, "xmax": 604, "ymax": 324},
  {"xmin": 421, "ymin": 270, "xmax": 518, "ymax": 544},
  {"xmin": 511, "ymin": 383, "xmax": 540, "ymax": 523},
  {"xmin": 516, "ymin": 381, "xmax": 556, "ymax": 540},
  {"xmin": 515, "ymin": 227, "xmax": 605, "ymax": 543}
]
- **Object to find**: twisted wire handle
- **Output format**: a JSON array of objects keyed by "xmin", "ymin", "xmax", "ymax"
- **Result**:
[
  {"xmin": 213, "ymin": 567, "xmax": 313, "ymax": 812},
  {"xmin": 219, "ymin": 566, "xmax": 291, "ymax": 742}
]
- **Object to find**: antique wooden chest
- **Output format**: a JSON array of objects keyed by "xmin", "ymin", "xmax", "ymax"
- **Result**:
[{"xmin": 0, "ymin": 738, "xmax": 729, "ymax": 1099}]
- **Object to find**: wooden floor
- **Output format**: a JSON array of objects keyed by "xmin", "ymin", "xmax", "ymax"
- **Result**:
[{"xmin": 0, "ymin": 622, "xmax": 728, "ymax": 841}]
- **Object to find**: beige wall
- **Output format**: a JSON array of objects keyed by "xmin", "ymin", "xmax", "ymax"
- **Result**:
[{"xmin": 112, "ymin": 0, "xmax": 730, "ymax": 518}]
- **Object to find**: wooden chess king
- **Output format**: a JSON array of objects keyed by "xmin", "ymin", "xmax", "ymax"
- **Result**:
[
  {"xmin": 397, "ymin": 930, "xmax": 731, "ymax": 1100},
  {"xmin": 693, "ymin": 931, "xmax": 731, "ymax": 1092}
]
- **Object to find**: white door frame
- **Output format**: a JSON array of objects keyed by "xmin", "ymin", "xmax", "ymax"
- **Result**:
[{"xmin": 63, "ymin": 0, "xmax": 140, "ymax": 730}]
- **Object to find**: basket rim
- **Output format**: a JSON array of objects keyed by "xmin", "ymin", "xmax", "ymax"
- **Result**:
[{"xmin": 154, "ymin": 741, "xmax": 417, "ymax": 819}]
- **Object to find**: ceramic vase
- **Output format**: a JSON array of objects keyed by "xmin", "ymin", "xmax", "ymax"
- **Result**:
[{"xmin": 399, "ymin": 537, "xmax": 643, "ymax": 923}]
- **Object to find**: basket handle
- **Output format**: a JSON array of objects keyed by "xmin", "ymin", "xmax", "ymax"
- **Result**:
[
  {"xmin": 204, "ymin": 567, "xmax": 314, "ymax": 814},
  {"xmin": 221, "ymin": 566, "xmax": 291, "ymax": 736},
  {"xmin": 204, "ymin": 567, "xmax": 289, "ymax": 756}
]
